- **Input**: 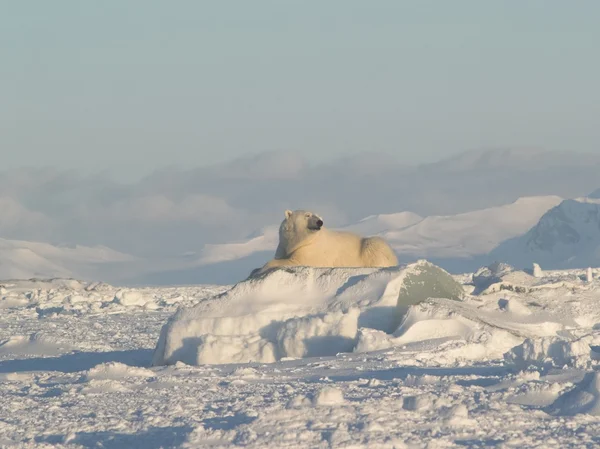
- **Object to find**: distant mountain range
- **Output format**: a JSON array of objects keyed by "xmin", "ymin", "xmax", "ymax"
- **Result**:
[
  {"xmin": 420, "ymin": 148, "xmax": 600, "ymax": 172},
  {"xmin": 490, "ymin": 197, "xmax": 600, "ymax": 269},
  {"xmin": 0, "ymin": 238, "xmax": 136, "ymax": 281}
]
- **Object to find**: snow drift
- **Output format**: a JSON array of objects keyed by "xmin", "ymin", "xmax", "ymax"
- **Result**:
[{"xmin": 152, "ymin": 261, "xmax": 465, "ymax": 366}]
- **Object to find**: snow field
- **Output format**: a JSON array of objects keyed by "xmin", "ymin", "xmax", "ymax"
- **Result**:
[{"xmin": 2, "ymin": 264, "xmax": 600, "ymax": 446}]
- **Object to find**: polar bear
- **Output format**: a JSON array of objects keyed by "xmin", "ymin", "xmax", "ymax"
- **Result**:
[{"xmin": 252, "ymin": 209, "xmax": 398, "ymax": 276}]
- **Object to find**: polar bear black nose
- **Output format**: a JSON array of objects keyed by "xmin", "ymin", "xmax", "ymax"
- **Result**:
[{"xmin": 316, "ymin": 219, "xmax": 323, "ymax": 227}]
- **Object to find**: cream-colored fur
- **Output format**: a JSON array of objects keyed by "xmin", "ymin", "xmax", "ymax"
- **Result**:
[{"xmin": 254, "ymin": 209, "xmax": 398, "ymax": 275}]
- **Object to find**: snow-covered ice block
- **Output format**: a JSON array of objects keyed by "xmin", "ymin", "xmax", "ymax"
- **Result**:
[
  {"xmin": 313, "ymin": 386, "xmax": 345, "ymax": 406},
  {"xmin": 152, "ymin": 261, "xmax": 464, "ymax": 366},
  {"xmin": 472, "ymin": 262, "xmax": 516, "ymax": 290},
  {"xmin": 84, "ymin": 362, "xmax": 155, "ymax": 381},
  {"xmin": 472, "ymin": 262, "xmax": 538, "ymax": 295},
  {"xmin": 505, "ymin": 335, "xmax": 593, "ymax": 369},
  {"xmin": 113, "ymin": 289, "xmax": 150, "ymax": 307},
  {"xmin": 533, "ymin": 263, "xmax": 544, "ymax": 278},
  {"xmin": 0, "ymin": 333, "xmax": 74, "ymax": 356},
  {"xmin": 276, "ymin": 308, "xmax": 360, "ymax": 359},
  {"xmin": 546, "ymin": 372, "xmax": 600, "ymax": 416},
  {"xmin": 193, "ymin": 334, "xmax": 278, "ymax": 365}
]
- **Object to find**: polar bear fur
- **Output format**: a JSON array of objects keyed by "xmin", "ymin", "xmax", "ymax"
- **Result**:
[{"xmin": 253, "ymin": 209, "xmax": 398, "ymax": 276}]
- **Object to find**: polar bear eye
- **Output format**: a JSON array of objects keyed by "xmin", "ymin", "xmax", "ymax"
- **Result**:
[{"xmin": 305, "ymin": 213, "xmax": 311, "ymax": 218}]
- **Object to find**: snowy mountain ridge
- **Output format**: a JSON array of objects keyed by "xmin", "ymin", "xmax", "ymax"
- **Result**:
[
  {"xmin": 491, "ymin": 196, "xmax": 600, "ymax": 269},
  {"xmin": 420, "ymin": 147, "xmax": 600, "ymax": 172},
  {"xmin": 0, "ymin": 238, "xmax": 136, "ymax": 281},
  {"xmin": 527, "ymin": 197, "xmax": 600, "ymax": 252},
  {"xmin": 588, "ymin": 188, "xmax": 600, "ymax": 199}
]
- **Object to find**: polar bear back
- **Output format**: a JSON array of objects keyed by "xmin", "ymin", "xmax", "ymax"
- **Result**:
[{"xmin": 290, "ymin": 228, "xmax": 396, "ymax": 267}]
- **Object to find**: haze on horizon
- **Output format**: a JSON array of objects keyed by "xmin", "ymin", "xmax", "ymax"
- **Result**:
[{"xmin": 2, "ymin": 1, "xmax": 600, "ymax": 179}]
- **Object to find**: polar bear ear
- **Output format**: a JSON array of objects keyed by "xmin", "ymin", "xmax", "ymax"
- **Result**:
[{"xmin": 285, "ymin": 210, "xmax": 293, "ymax": 219}]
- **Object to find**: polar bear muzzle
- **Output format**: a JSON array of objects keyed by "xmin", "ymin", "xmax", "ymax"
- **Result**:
[{"xmin": 308, "ymin": 215, "xmax": 323, "ymax": 231}]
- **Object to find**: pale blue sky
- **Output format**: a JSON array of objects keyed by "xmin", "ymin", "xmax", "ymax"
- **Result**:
[{"xmin": 2, "ymin": 1, "xmax": 600, "ymax": 177}]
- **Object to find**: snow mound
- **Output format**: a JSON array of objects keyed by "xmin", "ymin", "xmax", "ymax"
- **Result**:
[
  {"xmin": 0, "ymin": 333, "xmax": 74, "ymax": 356},
  {"xmin": 355, "ymin": 298, "xmax": 527, "ymax": 362},
  {"xmin": 471, "ymin": 262, "xmax": 539, "ymax": 294},
  {"xmin": 468, "ymin": 262, "xmax": 583, "ymax": 295},
  {"xmin": 113, "ymin": 289, "xmax": 153, "ymax": 307},
  {"xmin": 354, "ymin": 280, "xmax": 588, "ymax": 364},
  {"xmin": 85, "ymin": 362, "xmax": 155, "ymax": 381},
  {"xmin": 545, "ymin": 372, "xmax": 600, "ymax": 416},
  {"xmin": 313, "ymin": 386, "xmax": 345, "ymax": 406},
  {"xmin": 152, "ymin": 261, "xmax": 465, "ymax": 366},
  {"xmin": 505, "ymin": 335, "xmax": 594, "ymax": 369}
]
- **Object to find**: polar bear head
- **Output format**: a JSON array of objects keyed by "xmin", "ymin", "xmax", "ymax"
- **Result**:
[{"xmin": 278, "ymin": 209, "xmax": 324, "ymax": 252}]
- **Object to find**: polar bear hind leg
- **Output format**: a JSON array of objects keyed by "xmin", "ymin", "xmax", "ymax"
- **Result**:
[{"xmin": 360, "ymin": 236, "xmax": 399, "ymax": 267}]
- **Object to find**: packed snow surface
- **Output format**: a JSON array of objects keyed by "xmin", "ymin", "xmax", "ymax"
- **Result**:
[{"xmin": 2, "ymin": 264, "xmax": 600, "ymax": 447}]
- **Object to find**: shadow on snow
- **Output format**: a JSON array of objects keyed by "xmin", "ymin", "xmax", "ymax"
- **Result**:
[
  {"xmin": 0, "ymin": 349, "xmax": 153, "ymax": 373},
  {"xmin": 36, "ymin": 425, "xmax": 193, "ymax": 449}
]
